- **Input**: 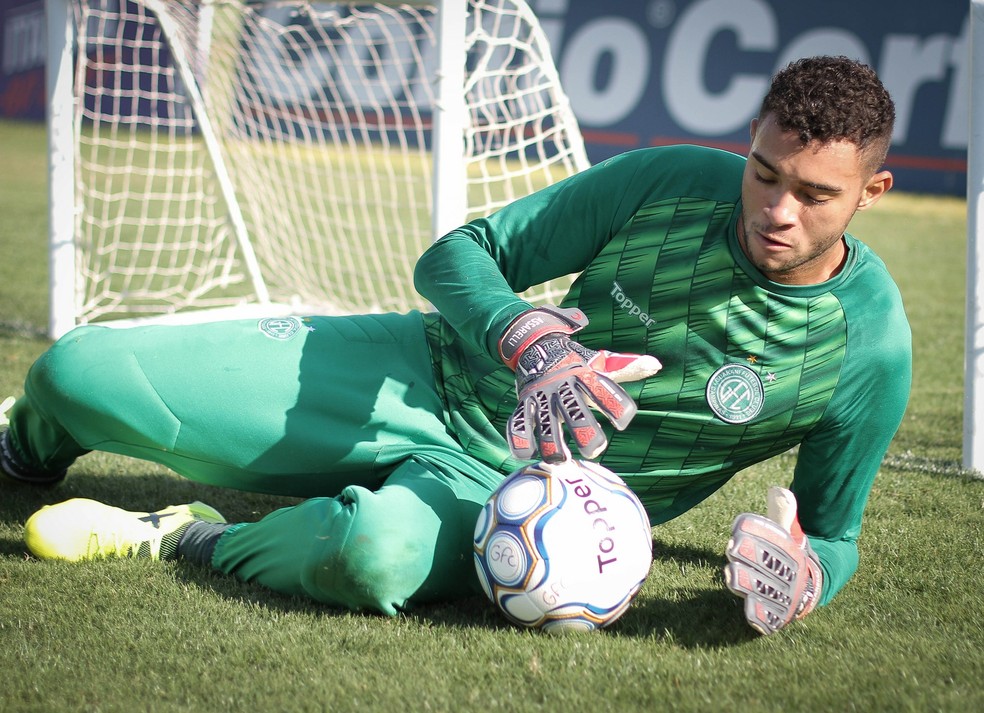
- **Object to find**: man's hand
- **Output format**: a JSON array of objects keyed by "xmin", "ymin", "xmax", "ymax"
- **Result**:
[
  {"xmin": 498, "ymin": 306, "xmax": 662, "ymax": 462},
  {"xmin": 724, "ymin": 486, "xmax": 824, "ymax": 635}
]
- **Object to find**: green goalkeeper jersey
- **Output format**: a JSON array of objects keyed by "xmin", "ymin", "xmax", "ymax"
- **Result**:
[{"xmin": 415, "ymin": 144, "xmax": 911, "ymax": 604}]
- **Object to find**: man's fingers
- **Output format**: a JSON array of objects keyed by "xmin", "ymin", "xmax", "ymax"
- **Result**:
[
  {"xmin": 766, "ymin": 486, "xmax": 798, "ymax": 532},
  {"xmin": 535, "ymin": 391, "xmax": 569, "ymax": 462},
  {"xmin": 576, "ymin": 371, "xmax": 637, "ymax": 430},
  {"xmin": 724, "ymin": 557, "xmax": 797, "ymax": 605},
  {"xmin": 507, "ymin": 384, "xmax": 610, "ymax": 461},
  {"xmin": 554, "ymin": 385, "xmax": 608, "ymax": 459},
  {"xmin": 506, "ymin": 399, "xmax": 537, "ymax": 461},
  {"xmin": 724, "ymin": 559, "xmax": 799, "ymax": 635},
  {"xmin": 728, "ymin": 513, "xmax": 801, "ymax": 570},
  {"xmin": 725, "ymin": 512, "xmax": 813, "ymax": 634}
]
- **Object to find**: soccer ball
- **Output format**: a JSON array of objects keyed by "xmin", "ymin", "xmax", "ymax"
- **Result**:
[{"xmin": 473, "ymin": 459, "xmax": 653, "ymax": 634}]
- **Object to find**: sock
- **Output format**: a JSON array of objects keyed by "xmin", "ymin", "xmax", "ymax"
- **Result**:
[
  {"xmin": 176, "ymin": 520, "xmax": 233, "ymax": 566},
  {"xmin": 0, "ymin": 430, "xmax": 67, "ymax": 485},
  {"xmin": 153, "ymin": 524, "xmax": 190, "ymax": 561}
]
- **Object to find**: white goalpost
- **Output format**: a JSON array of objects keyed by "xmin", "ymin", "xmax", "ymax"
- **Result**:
[
  {"xmin": 44, "ymin": 0, "xmax": 589, "ymax": 339},
  {"xmin": 967, "ymin": 0, "xmax": 984, "ymax": 472}
]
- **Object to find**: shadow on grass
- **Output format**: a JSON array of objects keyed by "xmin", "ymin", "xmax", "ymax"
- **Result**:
[
  {"xmin": 2, "ymin": 471, "xmax": 754, "ymax": 646},
  {"xmin": 614, "ymin": 538, "xmax": 755, "ymax": 647},
  {"xmin": 627, "ymin": 586, "xmax": 754, "ymax": 647},
  {"xmin": 164, "ymin": 533, "xmax": 753, "ymax": 647}
]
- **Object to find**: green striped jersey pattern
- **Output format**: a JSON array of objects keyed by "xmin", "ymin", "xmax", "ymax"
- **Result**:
[
  {"xmin": 426, "ymin": 193, "xmax": 852, "ymax": 522},
  {"xmin": 564, "ymin": 196, "xmax": 848, "ymax": 520}
]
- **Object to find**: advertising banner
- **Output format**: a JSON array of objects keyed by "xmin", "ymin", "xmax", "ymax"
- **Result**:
[
  {"xmin": 1, "ymin": 1, "xmax": 45, "ymax": 120},
  {"xmin": 531, "ymin": 0, "xmax": 969, "ymax": 194},
  {"xmin": 1, "ymin": 0, "xmax": 970, "ymax": 195}
]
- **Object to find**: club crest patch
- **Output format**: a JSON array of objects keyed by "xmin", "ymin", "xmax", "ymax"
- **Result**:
[
  {"xmin": 258, "ymin": 316, "xmax": 302, "ymax": 341},
  {"xmin": 706, "ymin": 364, "xmax": 765, "ymax": 424}
]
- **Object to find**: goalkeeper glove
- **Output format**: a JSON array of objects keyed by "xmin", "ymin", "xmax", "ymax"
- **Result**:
[
  {"xmin": 724, "ymin": 486, "xmax": 824, "ymax": 635},
  {"xmin": 498, "ymin": 306, "xmax": 662, "ymax": 462}
]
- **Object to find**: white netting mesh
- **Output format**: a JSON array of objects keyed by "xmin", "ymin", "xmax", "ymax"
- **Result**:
[{"xmin": 66, "ymin": 0, "xmax": 588, "ymax": 324}]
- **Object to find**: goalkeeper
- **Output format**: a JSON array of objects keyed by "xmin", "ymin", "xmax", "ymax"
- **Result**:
[{"xmin": 1, "ymin": 56, "xmax": 910, "ymax": 635}]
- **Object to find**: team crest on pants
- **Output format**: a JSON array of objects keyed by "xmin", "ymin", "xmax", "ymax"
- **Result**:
[
  {"xmin": 706, "ymin": 364, "xmax": 764, "ymax": 424},
  {"xmin": 258, "ymin": 317, "xmax": 302, "ymax": 341}
]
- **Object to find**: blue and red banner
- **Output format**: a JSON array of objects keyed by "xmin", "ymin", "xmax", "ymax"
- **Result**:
[
  {"xmin": 1, "ymin": 0, "xmax": 969, "ymax": 195},
  {"xmin": 529, "ymin": 0, "xmax": 968, "ymax": 195}
]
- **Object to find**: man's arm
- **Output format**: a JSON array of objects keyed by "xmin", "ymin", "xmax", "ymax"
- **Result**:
[
  {"xmin": 413, "ymin": 147, "xmax": 724, "ymax": 358},
  {"xmin": 413, "ymin": 157, "xmax": 639, "ymax": 357},
  {"xmin": 725, "ymin": 258, "xmax": 912, "ymax": 633},
  {"xmin": 790, "ymin": 261, "xmax": 912, "ymax": 604},
  {"xmin": 413, "ymin": 152, "xmax": 677, "ymax": 461}
]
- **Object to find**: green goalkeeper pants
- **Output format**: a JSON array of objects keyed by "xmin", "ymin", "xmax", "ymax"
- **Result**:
[{"xmin": 8, "ymin": 313, "xmax": 503, "ymax": 614}]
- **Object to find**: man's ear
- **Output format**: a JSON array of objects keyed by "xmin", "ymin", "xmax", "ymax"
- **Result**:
[{"xmin": 858, "ymin": 170, "xmax": 893, "ymax": 210}]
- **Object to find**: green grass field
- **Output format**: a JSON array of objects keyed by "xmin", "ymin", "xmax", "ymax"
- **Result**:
[{"xmin": 1, "ymin": 117, "xmax": 982, "ymax": 712}]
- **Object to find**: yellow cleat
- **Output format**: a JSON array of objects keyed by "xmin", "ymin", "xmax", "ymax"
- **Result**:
[{"xmin": 25, "ymin": 498, "xmax": 226, "ymax": 561}]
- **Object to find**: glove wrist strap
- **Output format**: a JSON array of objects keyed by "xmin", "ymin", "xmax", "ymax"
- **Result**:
[{"xmin": 498, "ymin": 306, "xmax": 588, "ymax": 369}]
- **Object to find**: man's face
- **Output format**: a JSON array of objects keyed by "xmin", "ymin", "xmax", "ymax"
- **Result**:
[{"xmin": 738, "ymin": 113, "xmax": 892, "ymax": 285}]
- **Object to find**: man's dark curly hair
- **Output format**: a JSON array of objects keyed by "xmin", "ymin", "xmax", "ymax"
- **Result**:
[{"xmin": 759, "ymin": 56, "xmax": 895, "ymax": 173}]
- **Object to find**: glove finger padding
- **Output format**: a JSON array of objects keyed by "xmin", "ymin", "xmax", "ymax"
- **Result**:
[
  {"xmin": 723, "ymin": 487, "xmax": 823, "ymax": 635},
  {"xmin": 570, "ymin": 363, "xmax": 639, "ymax": 430},
  {"xmin": 509, "ymin": 349, "xmax": 642, "ymax": 462},
  {"xmin": 506, "ymin": 387, "xmax": 575, "ymax": 462}
]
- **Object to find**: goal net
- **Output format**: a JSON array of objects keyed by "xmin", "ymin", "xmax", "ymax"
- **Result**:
[{"xmin": 46, "ymin": 0, "xmax": 589, "ymax": 337}]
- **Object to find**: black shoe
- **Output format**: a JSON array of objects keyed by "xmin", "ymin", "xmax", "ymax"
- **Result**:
[{"xmin": 0, "ymin": 429, "xmax": 67, "ymax": 486}]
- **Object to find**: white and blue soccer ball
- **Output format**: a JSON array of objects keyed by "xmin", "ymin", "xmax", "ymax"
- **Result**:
[{"xmin": 473, "ymin": 459, "xmax": 653, "ymax": 634}]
